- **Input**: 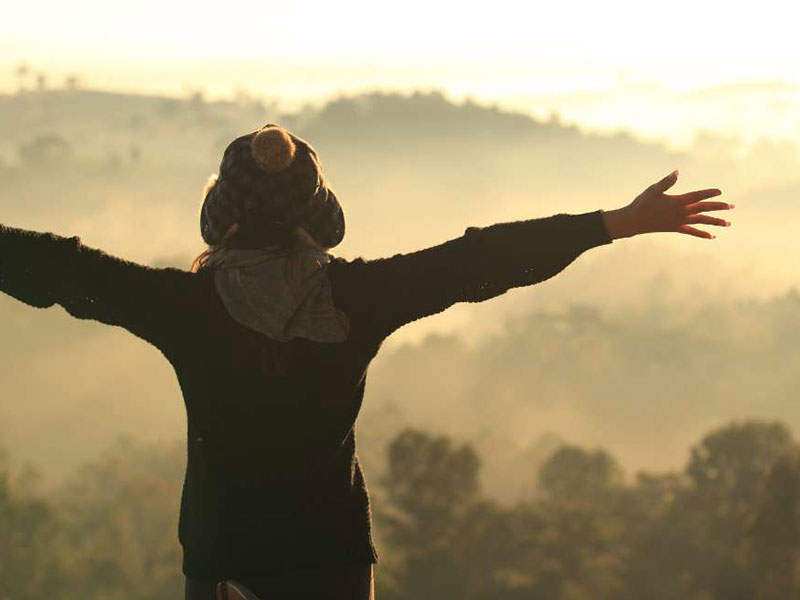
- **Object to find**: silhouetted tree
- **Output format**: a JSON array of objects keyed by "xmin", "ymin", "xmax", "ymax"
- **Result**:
[
  {"xmin": 0, "ymin": 458, "xmax": 64, "ymax": 598},
  {"xmin": 17, "ymin": 134, "xmax": 72, "ymax": 166},
  {"xmin": 539, "ymin": 445, "xmax": 623, "ymax": 504},
  {"xmin": 64, "ymin": 74, "xmax": 81, "ymax": 92},
  {"xmin": 625, "ymin": 421, "xmax": 797, "ymax": 600},
  {"xmin": 15, "ymin": 62, "xmax": 29, "ymax": 93},
  {"xmin": 379, "ymin": 429, "xmax": 486, "ymax": 599},
  {"xmin": 749, "ymin": 448, "xmax": 800, "ymax": 598},
  {"xmin": 54, "ymin": 437, "xmax": 185, "ymax": 600}
]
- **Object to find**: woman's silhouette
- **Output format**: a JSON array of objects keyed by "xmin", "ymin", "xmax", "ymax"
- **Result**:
[{"xmin": 0, "ymin": 124, "xmax": 732, "ymax": 600}]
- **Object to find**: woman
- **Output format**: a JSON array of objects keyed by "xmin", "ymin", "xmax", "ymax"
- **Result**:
[{"xmin": 0, "ymin": 124, "xmax": 732, "ymax": 599}]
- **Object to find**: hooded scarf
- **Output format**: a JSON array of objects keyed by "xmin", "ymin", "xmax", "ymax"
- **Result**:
[{"xmin": 206, "ymin": 246, "xmax": 350, "ymax": 343}]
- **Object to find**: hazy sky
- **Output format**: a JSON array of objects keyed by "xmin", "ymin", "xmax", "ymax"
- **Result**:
[{"xmin": 3, "ymin": 0, "xmax": 800, "ymax": 145}]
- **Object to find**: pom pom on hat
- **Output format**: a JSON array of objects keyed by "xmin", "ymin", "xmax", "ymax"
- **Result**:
[{"xmin": 251, "ymin": 125, "xmax": 296, "ymax": 174}]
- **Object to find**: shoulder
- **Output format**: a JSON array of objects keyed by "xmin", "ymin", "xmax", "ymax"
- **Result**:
[
  {"xmin": 325, "ymin": 255, "xmax": 366, "ymax": 300},
  {"xmin": 184, "ymin": 264, "xmax": 222, "ymax": 300},
  {"xmin": 323, "ymin": 255, "xmax": 391, "ymax": 340},
  {"xmin": 325, "ymin": 254, "xmax": 400, "ymax": 294}
]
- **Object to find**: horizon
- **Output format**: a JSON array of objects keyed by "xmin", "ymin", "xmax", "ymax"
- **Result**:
[
  {"xmin": 4, "ymin": 68, "xmax": 800, "ymax": 152},
  {"xmin": 4, "ymin": 0, "xmax": 800, "ymax": 150}
]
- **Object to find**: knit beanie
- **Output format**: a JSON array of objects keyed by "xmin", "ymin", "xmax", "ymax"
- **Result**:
[{"xmin": 199, "ymin": 123, "xmax": 345, "ymax": 249}]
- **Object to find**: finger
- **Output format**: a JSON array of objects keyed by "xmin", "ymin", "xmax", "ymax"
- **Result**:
[
  {"xmin": 685, "ymin": 201, "xmax": 735, "ymax": 214},
  {"xmin": 670, "ymin": 188, "xmax": 722, "ymax": 204},
  {"xmin": 652, "ymin": 170, "xmax": 679, "ymax": 193},
  {"xmin": 678, "ymin": 224, "xmax": 715, "ymax": 239},
  {"xmin": 685, "ymin": 214, "xmax": 731, "ymax": 227}
]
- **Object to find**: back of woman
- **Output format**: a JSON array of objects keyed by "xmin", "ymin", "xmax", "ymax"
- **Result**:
[{"xmin": 171, "ymin": 260, "xmax": 383, "ymax": 585}]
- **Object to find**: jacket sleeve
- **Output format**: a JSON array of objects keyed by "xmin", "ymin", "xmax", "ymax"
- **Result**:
[
  {"xmin": 0, "ymin": 223, "xmax": 197, "ymax": 352},
  {"xmin": 329, "ymin": 210, "xmax": 614, "ymax": 339}
]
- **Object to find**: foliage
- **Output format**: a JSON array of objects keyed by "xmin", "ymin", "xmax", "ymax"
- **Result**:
[
  {"xmin": 0, "ymin": 464, "xmax": 64, "ymax": 598},
  {"xmin": 3, "ymin": 421, "xmax": 800, "ymax": 598},
  {"xmin": 376, "ymin": 422, "xmax": 800, "ymax": 600},
  {"xmin": 0, "ymin": 438, "xmax": 184, "ymax": 600},
  {"xmin": 17, "ymin": 134, "xmax": 72, "ymax": 166}
]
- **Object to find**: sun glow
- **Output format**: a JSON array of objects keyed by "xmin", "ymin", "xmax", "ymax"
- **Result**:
[{"xmin": 2, "ymin": 0, "xmax": 799, "ymax": 146}]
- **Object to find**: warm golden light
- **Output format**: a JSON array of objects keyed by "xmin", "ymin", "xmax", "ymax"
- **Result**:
[
  {"xmin": 4, "ymin": 0, "xmax": 799, "ymax": 146},
  {"xmin": 3, "ymin": 3, "xmax": 800, "ymax": 597}
]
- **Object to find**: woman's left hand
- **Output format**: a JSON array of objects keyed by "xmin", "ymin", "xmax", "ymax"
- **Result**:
[{"xmin": 602, "ymin": 170, "xmax": 734, "ymax": 240}]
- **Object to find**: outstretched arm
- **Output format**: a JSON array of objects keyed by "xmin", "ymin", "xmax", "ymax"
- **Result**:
[
  {"xmin": 0, "ymin": 224, "xmax": 197, "ymax": 353},
  {"xmin": 330, "ymin": 171, "xmax": 732, "ymax": 339}
]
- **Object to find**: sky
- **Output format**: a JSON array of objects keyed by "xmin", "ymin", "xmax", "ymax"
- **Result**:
[{"xmin": 3, "ymin": 0, "xmax": 800, "ymax": 146}]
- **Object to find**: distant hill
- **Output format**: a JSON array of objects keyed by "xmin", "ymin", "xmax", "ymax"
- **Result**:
[{"xmin": 0, "ymin": 86, "xmax": 691, "ymax": 266}]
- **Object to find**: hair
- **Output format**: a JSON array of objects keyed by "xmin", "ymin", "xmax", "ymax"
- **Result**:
[
  {"xmin": 189, "ymin": 225, "xmax": 328, "ymax": 273},
  {"xmin": 191, "ymin": 174, "xmax": 227, "ymax": 272},
  {"xmin": 190, "ymin": 223, "xmax": 237, "ymax": 273}
]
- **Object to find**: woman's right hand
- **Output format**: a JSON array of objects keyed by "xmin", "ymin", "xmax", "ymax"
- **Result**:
[{"xmin": 602, "ymin": 170, "xmax": 734, "ymax": 240}]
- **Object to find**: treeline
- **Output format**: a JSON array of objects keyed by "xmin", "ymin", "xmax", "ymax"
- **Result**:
[
  {"xmin": 0, "ymin": 437, "xmax": 185, "ymax": 599},
  {"xmin": 4, "ymin": 420, "xmax": 800, "ymax": 599},
  {"xmin": 378, "ymin": 421, "xmax": 800, "ymax": 599}
]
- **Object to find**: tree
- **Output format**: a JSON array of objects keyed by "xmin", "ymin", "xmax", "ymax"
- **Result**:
[
  {"xmin": 530, "ymin": 445, "xmax": 629, "ymax": 599},
  {"xmin": 749, "ymin": 448, "xmax": 800, "ymax": 598},
  {"xmin": 0, "ymin": 456, "xmax": 64, "ymax": 599},
  {"xmin": 55, "ymin": 437, "xmax": 185, "ymax": 600},
  {"xmin": 15, "ymin": 62, "xmax": 29, "ymax": 92},
  {"xmin": 17, "ymin": 134, "xmax": 72, "ymax": 166},
  {"xmin": 686, "ymin": 420, "xmax": 794, "ymax": 529},
  {"xmin": 382, "ymin": 429, "xmax": 480, "ymax": 530},
  {"xmin": 65, "ymin": 74, "xmax": 81, "ymax": 92},
  {"xmin": 379, "ymin": 429, "xmax": 486, "ymax": 599},
  {"xmin": 538, "ymin": 445, "xmax": 624, "ymax": 504},
  {"xmin": 625, "ymin": 421, "xmax": 798, "ymax": 600}
]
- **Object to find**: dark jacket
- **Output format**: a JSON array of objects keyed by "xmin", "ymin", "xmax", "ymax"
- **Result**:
[{"xmin": 0, "ymin": 210, "xmax": 613, "ymax": 580}]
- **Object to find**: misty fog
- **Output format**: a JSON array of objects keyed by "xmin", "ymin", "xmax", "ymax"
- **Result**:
[{"xmin": 1, "ymin": 86, "xmax": 799, "ymax": 493}]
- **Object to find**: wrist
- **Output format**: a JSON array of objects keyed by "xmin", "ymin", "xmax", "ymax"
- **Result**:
[{"xmin": 601, "ymin": 206, "xmax": 637, "ymax": 240}]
